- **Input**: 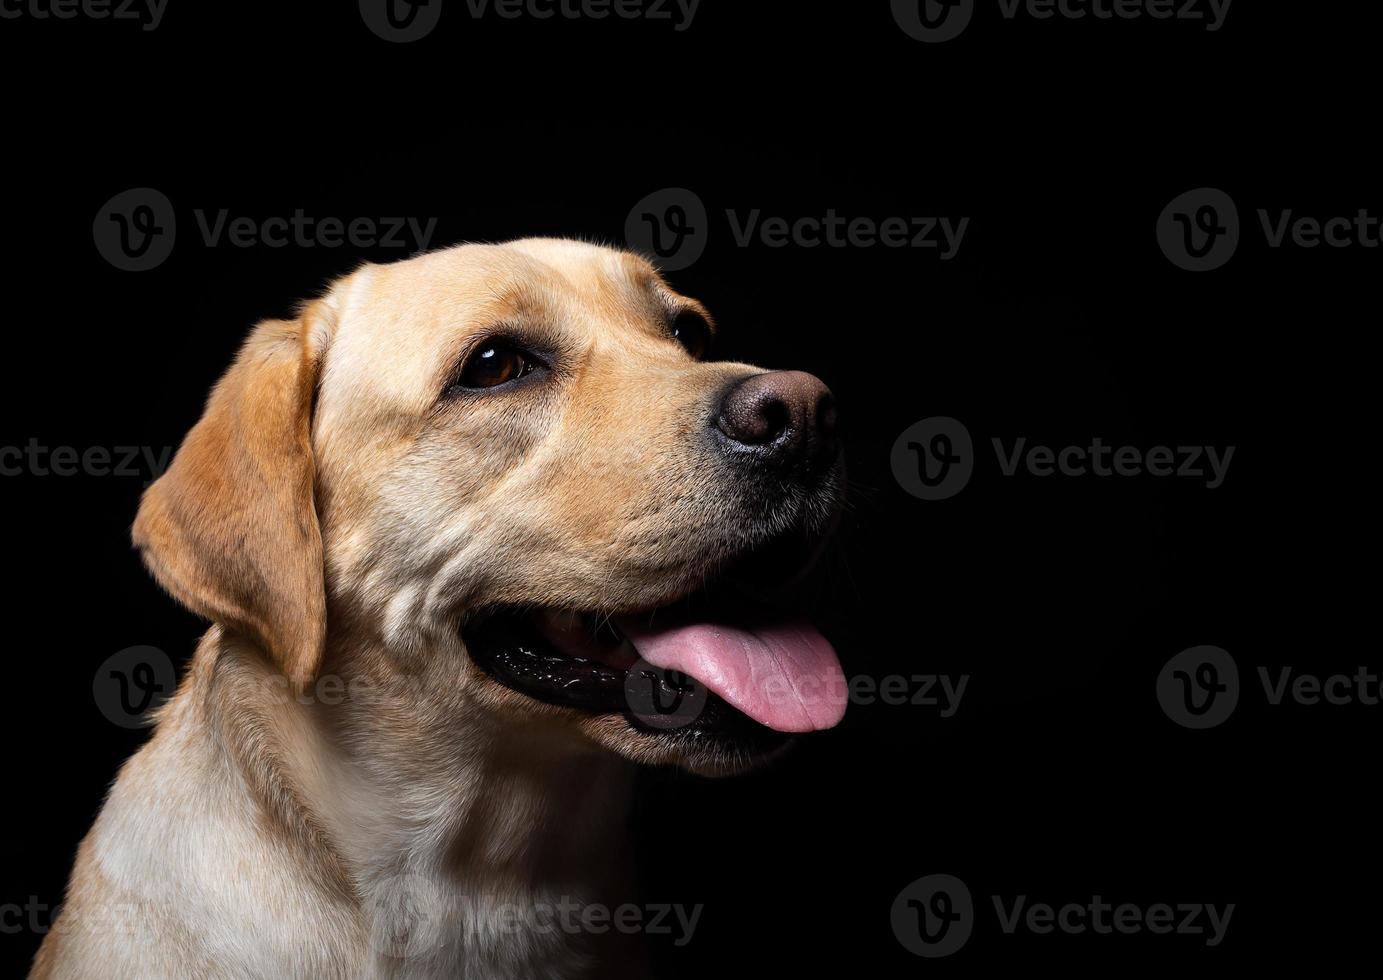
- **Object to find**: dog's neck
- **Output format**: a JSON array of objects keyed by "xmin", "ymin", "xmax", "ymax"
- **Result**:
[{"xmin": 205, "ymin": 630, "xmax": 640, "ymax": 971}]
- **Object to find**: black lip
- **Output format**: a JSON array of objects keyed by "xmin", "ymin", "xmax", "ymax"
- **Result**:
[
  {"xmin": 462, "ymin": 608, "xmax": 790, "ymax": 751},
  {"xmin": 469, "ymin": 612, "xmax": 629, "ymax": 713}
]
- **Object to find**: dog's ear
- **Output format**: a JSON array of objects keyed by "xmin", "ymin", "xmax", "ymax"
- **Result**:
[{"xmin": 133, "ymin": 300, "xmax": 337, "ymax": 692}]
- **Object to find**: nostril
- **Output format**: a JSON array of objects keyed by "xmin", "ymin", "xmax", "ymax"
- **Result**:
[
  {"xmin": 718, "ymin": 392, "xmax": 788, "ymax": 445},
  {"xmin": 759, "ymin": 397, "xmax": 791, "ymax": 442}
]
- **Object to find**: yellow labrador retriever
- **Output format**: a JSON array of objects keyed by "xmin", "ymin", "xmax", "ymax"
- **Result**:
[{"xmin": 34, "ymin": 239, "xmax": 846, "ymax": 979}]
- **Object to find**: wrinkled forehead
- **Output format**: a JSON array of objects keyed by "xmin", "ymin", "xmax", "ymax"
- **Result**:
[{"xmin": 318, "ymin": 240, "xmax": 681, "ymax": 416}]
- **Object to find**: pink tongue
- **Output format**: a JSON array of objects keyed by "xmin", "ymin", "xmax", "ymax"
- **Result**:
[{"xmin": 618, "ymin": 619, "xmax": 847, "ymax": 733}]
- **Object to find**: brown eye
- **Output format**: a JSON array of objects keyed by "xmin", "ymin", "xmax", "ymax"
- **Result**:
[
  {"xmin": 454, "ymin": 341, "xmax": 538, "ymax": 390},
  {"xmin": 671, "ymin": 311, "xmax": 712, "ymax": 359}
]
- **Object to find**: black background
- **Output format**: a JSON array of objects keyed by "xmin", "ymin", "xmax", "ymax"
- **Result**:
[{"xmin": 1, "ymin": 1, "xmax": 1375, "ymax": 975}]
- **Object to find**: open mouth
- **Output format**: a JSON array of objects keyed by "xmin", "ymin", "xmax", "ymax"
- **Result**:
[{"xmin": 462, "ymin": 564, "xmax": 847, "ymax": 748}]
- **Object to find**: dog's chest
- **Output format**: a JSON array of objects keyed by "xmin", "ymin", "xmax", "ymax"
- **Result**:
[{"xmin": 360, "ymin": 877, "xmax": 608, "ymax": 980}]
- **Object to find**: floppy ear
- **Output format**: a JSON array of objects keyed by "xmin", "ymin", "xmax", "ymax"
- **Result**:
[{"xmin": 133, "ymin": 302, "xmax": 334, "ymax": 691}]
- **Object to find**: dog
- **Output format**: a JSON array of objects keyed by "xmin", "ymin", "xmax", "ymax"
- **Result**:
[{"xmin": 33, "ymin": 238, "xmax": 847, "ymax": 979}]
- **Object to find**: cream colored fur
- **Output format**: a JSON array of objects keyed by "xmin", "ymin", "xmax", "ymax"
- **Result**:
[{"xmin": 34, "ymin": 240, "xmax": 786, "ymax": 978}]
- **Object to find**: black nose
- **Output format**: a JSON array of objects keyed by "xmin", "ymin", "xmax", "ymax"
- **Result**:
[{"xmin": 716, "ymin": 370, "xmax": 840, "ymax": 470}]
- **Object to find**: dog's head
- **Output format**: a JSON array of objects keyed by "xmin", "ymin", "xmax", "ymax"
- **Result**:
[{"xmin": 134, "ymin": 239, "xmax": 846, "ymax": 775}]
